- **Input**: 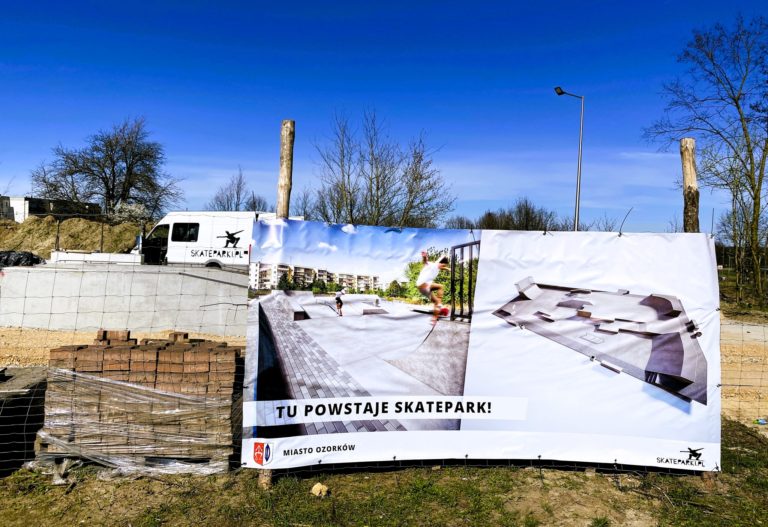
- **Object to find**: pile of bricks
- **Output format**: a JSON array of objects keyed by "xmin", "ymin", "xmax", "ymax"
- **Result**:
[{"xmin": 37, "ymin": 330, "xmax": 243, "ymax": 472}]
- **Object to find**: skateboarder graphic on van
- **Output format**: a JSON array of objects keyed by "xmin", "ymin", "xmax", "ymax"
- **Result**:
[
  {"xmin": 417, "ymin": 251, "xmax": 450, "ymax": 324},
  {"xmin": 217, "ymin": 230, "xmax": 243, "ymax": 248}
]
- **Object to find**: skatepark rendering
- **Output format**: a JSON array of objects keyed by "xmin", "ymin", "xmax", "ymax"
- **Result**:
[
  {"xmin": 492, "ymin": 277, "xmax": 708, "ymax": 405},
  {"xmin": 249, "ymin": 291, "xmax": 471, "ymax": 436}
]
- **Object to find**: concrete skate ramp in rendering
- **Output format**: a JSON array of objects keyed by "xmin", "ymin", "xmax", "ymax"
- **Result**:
[
  {"xmin": 277, "ymin": 292, "xmax": 388, "ymax": 320},
  {"xmin": 302, "ymin": 301, "xmax": 388, "ymax": 318},
  {"xmin": 386, "ymin": 320, "xmax": 470, "ymax": 396},
  {"xmin": 493, "ymin": 277, "xmax": 708, "ymax": 405}
]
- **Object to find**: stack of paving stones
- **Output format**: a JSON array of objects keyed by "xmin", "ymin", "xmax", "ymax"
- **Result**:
[{"xmin": 37, "ymin": 330, "xmax": 243, "ymax": 472}]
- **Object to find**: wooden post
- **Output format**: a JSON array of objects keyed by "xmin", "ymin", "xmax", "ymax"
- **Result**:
[
  {"xmin": 276, "ymin": 119, "xmax": 295, "ymax": 219},
  {"xmin": 258, "ymin": 469, "xmax": 273, "ymax": 490},
  {"xmin": 259, "ymin": 119, "xmax": 295, "ymax": 491},
  {"xmin": 100, "ymin": 217, "xmax": 105, "ymax": 253},
  {"xmin": 680, "ymin": 138, "xmax": 700, "ymax": 233}
]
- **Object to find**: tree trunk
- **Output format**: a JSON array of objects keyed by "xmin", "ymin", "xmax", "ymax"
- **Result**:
[
  {"xmin": 680, "ymin": 138, "xmax": 700, "ymax": 233},
  {"xmin": 749, "ymin": 215, "xmax": 763, "ymax": 301},
  {"xmin": 277, "ymin": 120, "xmax": 295, "ymax": 219}
]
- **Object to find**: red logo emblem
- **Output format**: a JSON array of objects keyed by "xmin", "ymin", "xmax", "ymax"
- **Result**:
[{"xmin": 254, "ymin": 442, "xmax": 273, "ymax": 466}]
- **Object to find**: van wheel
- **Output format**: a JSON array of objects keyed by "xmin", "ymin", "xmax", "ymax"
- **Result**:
[{"xmin": 205, "ymin": 262, "xmax": 222, "ymax": 269}]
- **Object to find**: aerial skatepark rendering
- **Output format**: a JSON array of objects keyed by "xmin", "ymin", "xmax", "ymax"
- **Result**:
[
  {"xmin": 492, "ymin": 277, "xmax": 708, "ymax": 405},
  {"xmin": 249, "ymin": 291, "xmax": 471, "ymax": 436}
]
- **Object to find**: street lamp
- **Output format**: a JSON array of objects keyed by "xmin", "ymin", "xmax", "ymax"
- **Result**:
[{"xmin": 554, "ymin": 86, "xmax": 584, "ymax": 231}]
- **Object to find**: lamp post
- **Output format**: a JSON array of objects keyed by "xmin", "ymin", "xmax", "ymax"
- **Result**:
[{"xmin": 554, "ymin": 86, "xmax": 584, "ymax": 231}]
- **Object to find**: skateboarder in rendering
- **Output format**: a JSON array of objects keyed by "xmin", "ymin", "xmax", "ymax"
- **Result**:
[
  {"xmin": 335, "ymin": 287, "xmax": 347, "ymax": 316},
  {"xmin": 417, "ymin": 251, "xmax": 450, "ymax": 324}
]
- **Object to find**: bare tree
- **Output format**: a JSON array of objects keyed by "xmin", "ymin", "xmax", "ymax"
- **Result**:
[
  {"xmin": 592, "ymin": 212, "xmax": 619, "ymax": 232},
  {"xmin": 31, "ymin": 118, "xmax": 182, "ymax": 218},
  {"xmin": 473, "ymin": 198, "xmax": 559, "ymax": 231},
  {"xmin": 293, "ymin": 187, "xmax": 315, "ymax": 221},
  {"xmin": 445, "ymin": 199, "xmax": 603, "ymax": 231},
  {"xmin": 444, "ymin": 215, "xmax": 476, "ymax": 229},
  {"xmin": 245, "ymin": 191, "xmax": 273, "ymax": 212},
  {"xmin": 666, "ymin": 214, "xmax": 683, "ymax": 233},
  {"xmin": 645, "ymin": 16, "xmax": 768, "ymax": 299},
  {"xmin": 1, "ymin": 176, "xmax": 14, "ymax": 196},
  {"xmin": 206, "ymin": 167, "xmax": 273, "ymax": 212},
  {"xmin": 313, "ymin": 114, "xmax": 362, "ymax": 223},
  {"xmin": 358, "ymin": 112, "xmax": 401, "ymax": 225},
  {"xmin": 207, "ymin": 167, "xmax": 248, "ymax": 211},
  {"xmin": 395, "ymin": 134, "xmax": 455, "ymax": 227},
  {"xmin": 717, "ymin": 207, "xmax": 748, "ymax": 301},
  {"xmin": 310, "ymin": 111, "xmax": 455, "ymax": 227}
]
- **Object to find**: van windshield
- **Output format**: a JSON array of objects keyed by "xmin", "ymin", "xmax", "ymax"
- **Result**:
[{"xmin": 145, "ymin": 224, "xmax": 169, "ymax": 245}]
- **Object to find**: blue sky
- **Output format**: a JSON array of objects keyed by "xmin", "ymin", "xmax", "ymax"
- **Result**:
[{"xmin": 0, "ymin": 1, "xmax": 763, "ymax": 231}]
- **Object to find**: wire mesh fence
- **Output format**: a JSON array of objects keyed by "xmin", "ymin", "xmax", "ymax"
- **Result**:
[
  {"xmin": 720, "ymin": 316, "xmax": 768, "ymax": 425},
  {"xmin": 0, "ymin": 212, "xmax": 251, "ymax": 476},
  {"xmin": 0, "ymin": 219, "xmax": 766, "ymax": 483}
]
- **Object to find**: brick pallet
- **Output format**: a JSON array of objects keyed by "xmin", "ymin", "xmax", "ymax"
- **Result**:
[{"xmin": 36, "ymin": 330, "xmax": 243, "ymax": 474}]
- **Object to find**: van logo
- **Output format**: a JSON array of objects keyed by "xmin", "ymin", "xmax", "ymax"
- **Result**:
[
  {"xmin": 682, "ymin": 447, "xmax": 703, "ymax": 461},
  {"xmin": 217, "ymin": 230, "xmax": 243, "ymax": 248}
]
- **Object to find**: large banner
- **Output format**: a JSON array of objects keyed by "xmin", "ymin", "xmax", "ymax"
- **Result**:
[{"xmin": 242, "ymin": 220, "xmax": 720, "ymax": 471}]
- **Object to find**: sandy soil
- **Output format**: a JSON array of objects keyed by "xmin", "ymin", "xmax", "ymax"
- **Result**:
[
  {"xmin": 3, "ymin": 314, "xmax": 767, "ymax": 425},
  {"xmin": 720, "ymin": 316, "xmax": 768, "ymax": 429}
]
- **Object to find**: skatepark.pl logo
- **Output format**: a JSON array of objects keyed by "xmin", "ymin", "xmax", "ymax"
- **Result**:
[
  {"xmin": 253, "ymin": 442, "xmax": 274, "ymax": 466},
  {"xmin": 656, "ymin": 447, "xmax": 705, "ymax": 467},
  {"xmin": 218, "ymin": 230, "xmax": 243, "ymax": 248}
]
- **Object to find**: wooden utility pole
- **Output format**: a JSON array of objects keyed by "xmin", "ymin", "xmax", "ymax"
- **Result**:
[
  {"xmin": 276, "ymin": 119, "xmax": 295, "ymax": 219},
  {"xmin": 259, "ymin": 120, "xmax": 295, "ymax": 492},
  {"xmin": 680, "ymin": 138, "xmax": 700, "ymax": 233}
]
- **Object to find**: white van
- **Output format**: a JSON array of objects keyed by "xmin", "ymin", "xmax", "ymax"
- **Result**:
[{"xmin": 137, "ymin": 211, "xmax": 277, "ymax": 270}]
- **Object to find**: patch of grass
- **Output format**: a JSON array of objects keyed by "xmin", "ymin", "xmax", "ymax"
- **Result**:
[
  {"xmin": 1, "ymin": 418, "xmax": 766, "ymax": 526},
  {"xmin": 1, "ymin": 469, "xmax": 49, "ymax": 495},
  {"xmin": 722, "ymin": 419, "xmax": 768, "ymax": 472},
  {"xmin": 645, "ymin": 418, "xmax": 768, "ymax": 527},
  {"xmin": 720, "ymin": 299, "xmax": 768, "ymax": 322},
  {"xmin": 523, "ymin": 512, "xmax": 542, "ymax": 527}
]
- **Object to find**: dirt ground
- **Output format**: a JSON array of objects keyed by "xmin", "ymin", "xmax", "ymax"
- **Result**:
[
  {"xmin": 720, "ymin": 316, "xmax": 768, "ymax": 428},
  {"xmin": 2, "ymin": 313, "xmax": 766, "ymax": 425},
  {"xmin": 1, "ymin": 319, "xmax": 766, "ymax": 525},
  {"xmin": 0, "ymin": 465, "xmax": 660, "ymax": 527},
  {"xmin": 0, "ymin": 216, "xmax": 142, "ymax": 259}
]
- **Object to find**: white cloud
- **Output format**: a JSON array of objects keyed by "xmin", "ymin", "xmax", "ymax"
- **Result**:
[{"xmin": 317, "ymin": 242, "xmax": 338, "ymax": 252}]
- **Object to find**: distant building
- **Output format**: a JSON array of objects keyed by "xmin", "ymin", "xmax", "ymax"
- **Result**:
[
  {"xmin": 250, "ymin": 262, "xmax": 292, "ymax": 290},
  {"xmin": 0, "ymin": 196, "xmax": 12, "ymax": 221},
  {"xmin": 315, "ymin": 269, "xmax": 337, "ymax": 285},
  {"xmin": 337, "ymin": 273, "xmax": 356, "ymax": 289},
  {"xmin": 3, "ymin": 196, "xmax": 101, "ymax": 223},
  {"xmin": 293, "ymin": 266, "xmax": 316, "ymax": 287},
  {"xmin": 250, "ymin": 262, "xmax": 380, "ymax": 292}
]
